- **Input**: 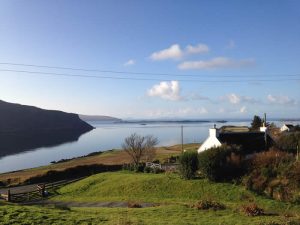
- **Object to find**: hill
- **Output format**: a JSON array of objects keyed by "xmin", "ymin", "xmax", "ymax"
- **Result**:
[
  {"xmin": 0, "ymin": 100, "xmax": 93, "ymax": 133},
  {"xmin": 49, "ymin": 171, "xmax": 300, "ymax": 224}
]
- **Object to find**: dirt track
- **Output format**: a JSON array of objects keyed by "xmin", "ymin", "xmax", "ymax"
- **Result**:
[{"xmin": 22, "ymin": 200, "xmax": 159, "ymax": 208}]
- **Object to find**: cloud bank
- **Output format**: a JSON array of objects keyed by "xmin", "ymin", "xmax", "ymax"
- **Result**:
[
  {"xmin": 178, "ymin": 57, "xmax": 255, "ymax": 70},
  {"xmin": 267, "ymin": 94, "xmax": 297, "ymax": 105},
  {"xmin": 150, "ymin": 43, "xmax": 209, "ymax": 61}
]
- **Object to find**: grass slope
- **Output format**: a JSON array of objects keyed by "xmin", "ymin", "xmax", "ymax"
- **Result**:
[
  {"xmin": 1, "ymin": 204, "xmax": 298, "ymax": 225},
  {"xmin": 1, "ymin": 171, "xmax": 299, "ymax": 224},
  {"xmin": 49, "ymin": 171, "xmax": 300, "ymax": 224}
]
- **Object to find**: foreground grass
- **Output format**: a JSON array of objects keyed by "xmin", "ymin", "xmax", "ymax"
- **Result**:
[
  {"xmin": 55, "ymin": 171, "xmax": 300, "ymax": 213},
  {"xmin": 0, "ymin": 203, "xmax": 298, "ymax": 225},
  {"xmin": 1, "ymin": 171, "xmax": 300, "ymax": 224}
]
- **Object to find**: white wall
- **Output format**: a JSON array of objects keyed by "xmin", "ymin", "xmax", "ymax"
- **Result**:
[{"xmin": 198, "ymin": 136, "xmax": 222, "ymax": 153}]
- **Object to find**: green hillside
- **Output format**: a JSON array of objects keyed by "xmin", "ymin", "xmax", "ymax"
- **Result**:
[{"xmin": 44, "ymin": 171, "xmax": 300, "ymax": 224}]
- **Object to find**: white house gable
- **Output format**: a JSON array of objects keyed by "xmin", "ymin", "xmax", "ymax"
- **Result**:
[{"xmin": 198, "ymin": 126, "xmax": 222, "ymax": 153}]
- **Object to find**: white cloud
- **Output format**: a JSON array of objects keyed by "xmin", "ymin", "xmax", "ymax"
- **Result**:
[
  {"xmin": 178, "ymin": 57, "xmax": 255, "ymax": 70},
  {"xmin": 147, "ymin": 80, "xmax": 182, "ymax": 101},
  {"xmin": 150, "ymin": 43, "xmax": 209, "ymax": 61},
  {"xmin": 240, "ymin": 106, "xmax": 247, "ymax": 113},
  {"xmin": 185, "ymin": 44, "xmax": 209, "ymax": 54},
  {"xmin": 150, "ymin": 44, "xmax": 183, "ymax": 61},
  {"xmin": 267, "ymin": 94, "xmax": 297, "ymax": 105},
  {"xmin": 123, "ymin": 59, "xmax": 136, "ymax": 66},
  {"xmin": 221, "ymin": 93, "xmax": 258, "ymax": 105}
]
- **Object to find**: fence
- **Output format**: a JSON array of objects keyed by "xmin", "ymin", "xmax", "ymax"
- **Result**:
[{"xmin": 0, "ymin": 177, "xmax": 84, "ymax": 203}]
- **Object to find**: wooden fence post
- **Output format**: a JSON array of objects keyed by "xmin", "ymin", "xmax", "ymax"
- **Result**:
[
  {"xmin": 42, "ymin": 184, "xmax": 45, "ymax": 197},
  {"xmin": 7, "ymin": 189, "xmax": 11, "ymax": 202}
]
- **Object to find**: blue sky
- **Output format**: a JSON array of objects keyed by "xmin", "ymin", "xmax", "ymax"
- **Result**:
[{"xmin": 0, "ymin": 0, "xmax": 299, "ymax": 119}]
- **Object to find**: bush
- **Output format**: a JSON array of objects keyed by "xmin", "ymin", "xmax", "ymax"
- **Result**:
[
  {"xmin": 127, "ymin": 202, "xmax": 142, "ymax": 208},
  {"xmin": 242, "ymin": 149, "xmax": 297, "ymax": 201},
  {"xmin": 198, "ymin": 144, "xmax": 243, "ymax": 181},
  {"xmin": 178, "ymin": 151, "xmax": 199, "ymax": 179},
  {"xmin": 143, "ymin": 166, "xmax": 164, "ymax": 174},
  {"xmin": 122, "ymin": 163, "xmax": 145, "ymax": 172},
  {"xmin": 277, "ymin": 132, "xmax": 300, "ymax": 153},
  {"xmin": 193, "ymin": 199, "xmax": 225, "ymax": 210},
  {"xmin": 241, "ymin": 203, "xmax": 264, "ymax": 216}
]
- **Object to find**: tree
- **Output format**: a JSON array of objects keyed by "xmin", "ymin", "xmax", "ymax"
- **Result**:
[
  {"xmin": 122, "ymin": 133, "xmax": 158, "ymax": 166},
  {"xmin": 178, "ymin": 151, "xmax": 199, "ymax": 179},
  {"xmin": 251, "ymin": 115, "xmax": 263, "ymax": 130}
]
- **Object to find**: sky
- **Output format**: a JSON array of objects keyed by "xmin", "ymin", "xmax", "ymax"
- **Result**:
[{"xmin": 0, "ymin": 0, "xmax": 299, "ymax": 119}]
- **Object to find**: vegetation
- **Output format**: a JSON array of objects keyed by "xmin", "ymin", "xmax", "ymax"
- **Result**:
[
  {"xmin": 277, "ymin": 132, "xmax": 300, "ymax": 153},
  {"xmin": 1, "ymin": 203, "xmax": 299, "ymax": 225},
  {"xmin": 49, "ymin": 171, "xmax": 300, "ymax": 224},
  {"xmin": 192, "ymin": 199, "xmax": 226, "ymax": 210},
  {"xmin": 251, "ymin": 115, "xmax": 263, "ymax": 130},
  {"xmin": 122, "ymin": 133, "xmax": 158, "ymax": 166},
  {"xmin": 243, "ymin": 149, "xmax": 300, "ymax": 202},
  {"xmin": 178, "ymin": 151, "xmax": 199, "ymax": 179},
  {"xmin": 198, "ymin": 144, "xmax": 243, "ymax": 181},
  {"xmin": 241, "ymin": 203, "xmax": 265, "ymax": 216}
]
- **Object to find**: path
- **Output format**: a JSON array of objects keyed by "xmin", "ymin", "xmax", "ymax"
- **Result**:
[{"xmin": 22, "ymin": 200, "xmax": 159, "ymax": 208}]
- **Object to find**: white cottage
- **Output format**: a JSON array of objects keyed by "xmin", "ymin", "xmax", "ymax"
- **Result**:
[
  {"xmin": 198, "ymin": 125, "xmax": 221, "ymax": 152},
  {"xmin": 280, "ymin": 124, "xmax": 294, "ymax": 132},
  {"xmin": 198, "ymin": 124, "xmax": 271, "ymax": 153}
]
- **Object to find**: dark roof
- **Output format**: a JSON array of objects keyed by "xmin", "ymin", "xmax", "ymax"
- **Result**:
[{"xmin": 218, "ymin": 132, "xmax": 273, "ymax": 154}]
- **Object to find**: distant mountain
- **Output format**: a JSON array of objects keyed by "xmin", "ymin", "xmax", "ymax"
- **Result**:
[
  {"xmin": 0, "ymin": 100, "xmax": 94, "ymax": 133},
  {"xmin": 79, "ymin": 114, "xmax": 122, "ymax": 122}
]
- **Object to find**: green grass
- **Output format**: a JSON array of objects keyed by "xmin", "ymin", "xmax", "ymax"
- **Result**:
[
  {"xmin": 55, "ymin": 171, "xmax": 299, "ymax": 212},
  {"xmin": 0, "ymin": 203, "xmax": 298, "ymax": 225},
  {"xmin": 1, "ymin": 171, "xmax": 300, "ymax": 224}
]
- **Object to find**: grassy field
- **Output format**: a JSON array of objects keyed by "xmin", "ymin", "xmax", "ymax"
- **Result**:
[
  {"xmin": 0, "ymin": 143, "xmax": 199, "ymax": 185},
  {"xmin": 0, "ymin": 203, "xmax": 298, "ymax": 225},
  {"xmin": 39, "ymin": 171, "xmax": 299, "ymax": 224},
  {"xmin": 0, "ymin": 171, "xmax": 299, "ymax": 224}
]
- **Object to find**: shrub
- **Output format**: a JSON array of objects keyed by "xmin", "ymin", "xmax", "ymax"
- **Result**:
[
  {"xmin": 198, "ymin": 144, "xmax": 243, "ymax": 181},
  {"xmin": 243, "ymin": 150, "xmax": 297, "ymax": 201},
  {"xmin": 193, "ymin": 199, "xmax": 225, "ymax": 210},
  {"xmin": 122, "ymin": 163, "xmax": 145, "ymax": 172},
  {"xmin": 144, "ymin": 166, "xmax": 151, "ymax": 173},
  {"xmin": 54, "ymin": 204, "xmax": 71, "ymax": 211},
  {"xmin": 178, "ymin": 151, "xmax": 199, "ymax": 179},
  {"xmin": 127, "ymin": 202, "xmax": 142, "ymax": 208},
  {"xmin": 241, "ymin": 203, "xmax": 264, "ymax": 216},
  {"xmin": 277, "ymin": 132, "xmax": 300, "ymax": 153}
]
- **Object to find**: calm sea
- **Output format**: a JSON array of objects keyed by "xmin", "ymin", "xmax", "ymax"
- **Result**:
[{"xmin": 0, "ymin": 120, "xmax": 297, "ymax": 173}]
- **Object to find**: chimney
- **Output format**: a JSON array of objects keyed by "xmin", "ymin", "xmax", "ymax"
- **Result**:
[
  {"xmin": 260, "ymin": 113, "xmax": 267, "ymax": 132},
  {"xmin": 209, "ymin": 124, "xmax": 219, "ymax": 137}
]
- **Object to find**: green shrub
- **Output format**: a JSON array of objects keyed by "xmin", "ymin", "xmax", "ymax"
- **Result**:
[
  {"xmin": 277, "ymin": 132, "xmax": 300, "ymax": 153},
  {"xmin": 198, "ymin": 144, "xmax": 243, "ymax": 181},
  {"xmin": 193, "ymin": 199, "xmax": 225, "ymax": 210},
  {"xmin": 178, "ymin": 151, "xmax": 199, "ymax": 179},
  {"xmin": 241, "ymin": 203, "xmax": 264, "ymax": 216}
]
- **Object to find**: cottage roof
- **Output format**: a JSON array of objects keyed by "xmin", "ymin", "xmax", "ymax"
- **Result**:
[
  {"xmin": 284, "ymin": 124, "xmax": 294, "ymax": 129},
  {"xmin": 218, "ymin": 132, "xmax": 273, "ymax": 154}
]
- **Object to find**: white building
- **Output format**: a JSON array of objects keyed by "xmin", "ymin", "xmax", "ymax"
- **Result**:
[
  {"xmin": 280, "ymin": 124, "xmax": 294, "ymax": 132},
  {"xmin": 198, "ymin": 125, "xmax": 222, "ymax": 152},
  {"xmin": 198, "ymin": 124, "xmax": 270, "ymax": 153}
]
